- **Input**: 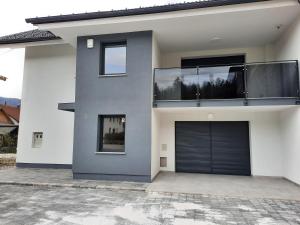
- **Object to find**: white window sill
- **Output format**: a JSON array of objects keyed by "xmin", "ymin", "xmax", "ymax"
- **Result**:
[
  {"xmin": 95, "ymin": 152, "xmax": 126, "ymax": 155},
  {"xmin": 98, "ymin": 74, "xmax": 127, "ymax": 78}
]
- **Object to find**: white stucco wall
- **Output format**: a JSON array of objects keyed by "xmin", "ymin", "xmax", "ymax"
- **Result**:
[
  {"xmin": 17, "ymin": 44, "xmax": 76, "ymax": 165},
  {"xmin": 151, "ymin": 34, "xmax": 161, "ymax": 179},
  {"xmin": 275, "ymin": 15, "xmax": 300, "ymax": 185},
  {"xmin": 160, "ymin": 46, "xmax": 272, "ymax": 68},
  {"xmin": 275, "ymin": 14, "xmax": 300, "ymax": 62},
  {"xmin": 280, "ymin": 108, "xmax": 300, "ymax": 185},
  {"xmin": 156, "ymin": 108, "xmax": 283, "ymax": 177}
]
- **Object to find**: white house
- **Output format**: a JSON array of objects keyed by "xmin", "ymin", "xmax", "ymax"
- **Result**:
[{"xmin": 0, "ymin": 0, "xmax": 300, "ymax": 184}]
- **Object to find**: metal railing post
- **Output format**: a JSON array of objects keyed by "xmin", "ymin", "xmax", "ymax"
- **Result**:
[
  {"xmin": 243, "ymin": 63, "xmax": 248, "ymax": 106},
  {"xmin": 196, "ymin": 66, "xmax": 200, "ymax": 107},
  {"xmin": 153, "ymin": 69, "xmax": 157, "ymax": 107},
  {"xmin": 296, "ymin": 60, "xmax": 300, "ymax": 98},
  {"xmin": 296, "ymin": 60, "xmax": 300, "ymax": 105}
]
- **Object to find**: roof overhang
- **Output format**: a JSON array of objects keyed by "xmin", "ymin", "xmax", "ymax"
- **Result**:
[
  {"xmin": 33, "ymin": 0, "xmax": 300, "ymax": 51},
  {"xmin": 26, "ymin": 0, "xmax": 272, "ymax": 25},
  {"xmin": 0, "ymin": 39, "xmax": 65, "ymax": 49},
  {"xmin": 0, "ymin": 30, "xmax": 65, "ymax": 49}
]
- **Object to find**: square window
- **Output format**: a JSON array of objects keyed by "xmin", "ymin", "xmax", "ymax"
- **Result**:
[
  {"xmin": 101, "ymin": 42, "xmax": 126, "ymax": 75},
  {"xmin": 32, "ymin": 132, "xmax": 43, "ymax": 148},
  {"xmin": 98, "ymin": 115, "xmax": 125, "ymax": 152}
]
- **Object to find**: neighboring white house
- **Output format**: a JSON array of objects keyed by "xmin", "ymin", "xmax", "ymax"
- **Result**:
[{"xmin": 0, "ymin": 0, "xmax": 300, "ymax": 184}]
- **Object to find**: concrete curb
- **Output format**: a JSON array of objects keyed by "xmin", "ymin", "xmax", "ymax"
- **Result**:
[
  {"xmin": 0, "ymin": 181, "xmax": 146, "ymax": 192},
  {"xmin": 1, "ymin": 181, "xmax": 299, "ymax": 201},
  {"xmin": 145, "ymin": 190, "xmax": 300, "ymax": 201}
]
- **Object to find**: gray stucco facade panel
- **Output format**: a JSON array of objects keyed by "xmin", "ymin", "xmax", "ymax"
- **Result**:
[
  {"xmin": 16, "ymin": 163, "xmax": 72, "ymax": 169},
  {"xmin": 73, "ymin": 173, "xmax": 151, "ymax": 182},
  {"xmin": 73, "ymin": 31, "xmax": 153, "ymax": 180}
]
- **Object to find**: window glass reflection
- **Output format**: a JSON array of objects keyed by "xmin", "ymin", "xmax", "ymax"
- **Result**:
[
  {"xmin": 104, "ymin": 45, "xmax": 126, "ymax": 74},
  {"xmin": 99, "ymin": 116, "xmax": 125, "ymax": 152}
]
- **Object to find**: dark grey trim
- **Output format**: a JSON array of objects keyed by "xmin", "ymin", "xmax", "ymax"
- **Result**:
[
  {"xmin": 98, "ymin": 74, "xmax": 127, "ymax": 78},
  {"xmin": 25, "ymin": 0, "xmax": 270, "ymax": 25},
  {"xmin": 154, "ymin": 60, "xmax": 299, "ymax": 70},
  {"xmin": 95, "ymin": 152, "xmax": 126, "ymax": 155},
  {"xmin": 16, "ymin": 163, "xmax": 72, "ymax": 169},
  {"xmin": 247, "ymin": 98, "xmax": 299, "ymax": 106},
  {"xmin": 58, "ymin": 102, "xmax": 75, "ymax": 112},
  {"xmin": 155, "ymin": 99, "xmax": 244, "ymax": 108},
  {"xmin": 73, "ymin": 173, "xmax": 151, "ymax": 182},
  {"xmin": 154, "ymin": 98, "xmax": 299, "ymax": 108}
]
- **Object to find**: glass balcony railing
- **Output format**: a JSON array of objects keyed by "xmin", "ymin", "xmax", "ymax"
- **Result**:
[{"xmin": 154, "ymin": 61, "xmax": 299, "ymax": 101}]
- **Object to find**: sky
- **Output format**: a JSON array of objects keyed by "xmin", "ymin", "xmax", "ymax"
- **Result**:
[{"xmin": 0, "ymin": 0, "xmax": 183, "ymax": 99}]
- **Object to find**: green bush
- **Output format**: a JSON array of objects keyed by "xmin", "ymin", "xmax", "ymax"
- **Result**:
[{"xmin": 0, "ymin": 133, "xmax": 17, "ymax": 154}]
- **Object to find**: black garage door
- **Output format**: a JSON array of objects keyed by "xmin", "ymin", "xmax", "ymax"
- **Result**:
[{"xmin": 175, "ymin": 121, "xmax": 251, "ymax": 176}]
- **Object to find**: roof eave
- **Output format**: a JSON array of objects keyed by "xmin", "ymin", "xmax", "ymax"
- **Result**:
[
  {"xmin": 0, "ymin": 38, "xmax": 65, "ymax": 49},
  {"xmin": 25, "ymin": 0, "xmax": 272, "ymax": 25},
  {"xmin": 0, "ymin": 37, "xmax": 61, "ymax": 45}
]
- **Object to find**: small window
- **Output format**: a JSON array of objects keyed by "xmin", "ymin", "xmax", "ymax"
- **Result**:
[
  {"xmin": 160, "ymin": 157, "xmax": 167, "ymax": 167},
  {"xmin": 101, "ymin": 42, "xmax": 126, "ymax": 75},
  {"xmin": 32, "ymin": 132, "xmax": 43, "ymax": 148},
  {"xmin": 98, "ymin": 115, "xmax": 126, "ymax": 152}
]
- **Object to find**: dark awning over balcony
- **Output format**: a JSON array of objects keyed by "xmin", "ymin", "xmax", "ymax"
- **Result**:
[
  {"xmin": 58, "ymin": 102, "xmax": 75, "ymax": 112},
  {"xmin": 153, "ymin": 60, "xmax": 300, "ymax": 107}
]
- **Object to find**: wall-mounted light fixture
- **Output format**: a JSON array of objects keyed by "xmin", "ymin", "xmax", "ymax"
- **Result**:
[{"xmin": 87, "ymin": 39, "xmax": 94, "ymax": 49}]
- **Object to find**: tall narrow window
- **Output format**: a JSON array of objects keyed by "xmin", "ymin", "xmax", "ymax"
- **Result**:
[
  {"xmin": 101, "ymin": 42, "xmax": 126, "ymax": 75},
  {"xmin": 98, "ymin": 115, "xmax": 126, "ymax": 152}
]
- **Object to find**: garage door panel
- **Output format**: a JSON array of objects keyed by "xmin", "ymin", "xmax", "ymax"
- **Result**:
[
  {"xmin": 176, "ymin": 153, "xmax": 211, "ymax": 161},
  {"xmin": 212, "ymin": 150, "xmax": 250, "ymax": 160},
  {"xmin": 177, "ymin": 162, "xmax": 212, "ymax": 173},
  {"xmin": 175, "ymin": 121, "xmax": 251, "ymax": 176},
  {"xmin": 175, "ymin": 122, "xmax": 211, "ymax": 173},
  {"xmin": 212, "ymin": 167, "xmax": 250, "ymax": 175},
  {"xmin": 211, "ymin": 122, "xmax": 251, "ymax": 176},
  {"xmin": 212, "ymin": 161, "xmax": 250, "ymax": 168},
  {"xmin": 212, "ymin": 168, "xmax": 249, "ymax": 175}
]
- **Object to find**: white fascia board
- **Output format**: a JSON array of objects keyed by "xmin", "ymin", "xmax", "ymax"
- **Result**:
[
  {"xmin": 37, "ymin": 0, "xmax": 298, "ymax": 30},
  {"xmin": 0, "ymin": 39, "xmax": 66, "ymax": 49}
]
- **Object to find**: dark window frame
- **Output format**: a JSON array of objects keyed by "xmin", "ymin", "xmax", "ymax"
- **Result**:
[
  {"xmin": 100, "ymin": 41, "xmax": 127, "ymax": 76},
  {"xmin": 181, "ymin": 54, "xmax": 246, "ymax": 68},
  {"xmin": 97, "ymin": 114, "xmax": 126, "ymax": 153}
]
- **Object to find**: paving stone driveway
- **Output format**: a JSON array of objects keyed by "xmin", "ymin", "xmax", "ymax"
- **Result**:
[{"xmin": 0, "ymin": 184, "xmax": 300, "ymax": 225}]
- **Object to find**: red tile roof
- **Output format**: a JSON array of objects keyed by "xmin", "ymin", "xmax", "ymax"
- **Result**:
[
  {"xmin": 0, "ymin": 109, "xmax": 13, "ymax": 125},
  {"xmin": 0, "ymin": 105, "xmax": 20, "ymax": 123}
]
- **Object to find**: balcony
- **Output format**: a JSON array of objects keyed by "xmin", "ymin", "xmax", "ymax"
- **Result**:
[{"xmin": 153, "ymin": 61, "xmax": 300, "ymax": 107}]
